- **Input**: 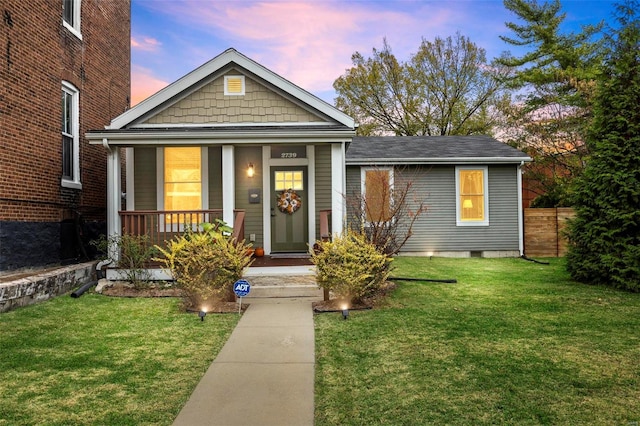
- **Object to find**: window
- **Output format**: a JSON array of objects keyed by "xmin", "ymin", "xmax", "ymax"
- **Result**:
[
  {"xmin": 61, "ymin": 81, "xmax": 81, "ymax": 188},
  {"xmin": 274, "ymin": 170, "xmax": 304, "ymax": 191},
  {"xmin": 224, "ymin": 75, "xmax": 245, "ymax": 96},
  {"xmin": 62, "ymin": 0, "xmax": 82, "ymax": 39},
  {"xmin": 456, "ymin": 166, "xmax": 488, "ymax": 226},
  {"xmin": 164, "ymin": 147, "xmax": 202, "ymax": 218},
  {"xmin": 361, "ymin": 167, "xmax": 393, "ymax": 223}
]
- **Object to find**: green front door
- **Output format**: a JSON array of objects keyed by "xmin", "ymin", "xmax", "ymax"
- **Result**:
[{"xmin": 271, "ymin": 166, "xmax": 308, "ymax": 252}]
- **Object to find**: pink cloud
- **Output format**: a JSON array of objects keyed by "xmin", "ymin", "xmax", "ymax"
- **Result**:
[
  {"xmin": 137, "ymin": 1, "xmax": 451, "ymax": 94},
  {"xmin": 131, "ymin": 65, "xmax": 169, "ymax": 106},
  {"xmin": 131, "ymin": 36, "xmax": 162, "ymax": 52}
]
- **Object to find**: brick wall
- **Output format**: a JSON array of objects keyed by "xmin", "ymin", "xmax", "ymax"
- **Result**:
[{"xmin": 0, "ymin": 1, "xmax": 130, "ymax": 270}]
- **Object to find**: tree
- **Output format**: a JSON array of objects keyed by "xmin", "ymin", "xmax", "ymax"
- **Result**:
[
  {"xmin": 497, "ymin": 0, "xmax": 603, "ymax": 206},
  {"xmin": 566, "ymin": 1, "xmax": 640, "ymax": 291},
  {"xmin": 334, "ymin": 34, "xmax": 510, "ymax": 136}
]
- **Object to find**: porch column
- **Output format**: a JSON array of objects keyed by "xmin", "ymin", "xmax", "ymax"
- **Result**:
[
  {"xmin": 331, "ymin": 142, "xmax": 345, "ymax": 235},
  {"xmin": 222, "ymin": 145, "xmax": 235, "ymax": 228},
  {"xmin": 105, "ymin": 141, "xmax": 121, "ymax": 262}
]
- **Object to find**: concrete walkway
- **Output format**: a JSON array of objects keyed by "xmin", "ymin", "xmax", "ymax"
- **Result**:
[{"xmin": 173, "ymin": 298, "xmax": 316, "ymax": 426}]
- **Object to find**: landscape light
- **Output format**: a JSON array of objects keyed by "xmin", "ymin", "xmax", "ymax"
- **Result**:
[
  {"xmin": 341, "ymin": 303, "xmax": 349, "ymax": 320},
  {"xmin": 198, "ymin": 309, "xmax": 207, "ymax": 321}
]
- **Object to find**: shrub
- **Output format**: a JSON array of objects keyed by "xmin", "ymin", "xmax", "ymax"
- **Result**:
[
  {"xmin": 312, "ymin": 231, "xmax": 392, "ymax": 304},
  {"xmin": 155, "ymin": 222, "xmax": 253, "ymax": 310},
  {"xmin": 92, "ymin": 234, "xmax": 158, "ymax": 288}
]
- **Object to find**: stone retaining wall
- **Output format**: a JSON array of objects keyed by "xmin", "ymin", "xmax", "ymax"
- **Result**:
[{"xmin": 0, "ymin": 262, "xmax": 96, "ymax": 313}]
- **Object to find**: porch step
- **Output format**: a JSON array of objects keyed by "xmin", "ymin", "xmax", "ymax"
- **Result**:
[{"xmin": 240, "ymin": 274, "xmax": 322, "ymax": 301}]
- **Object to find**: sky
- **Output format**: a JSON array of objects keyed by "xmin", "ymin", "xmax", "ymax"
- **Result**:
[{"xmin": 131, "ymin": 0, "xmax": 619, "ymax": 106}]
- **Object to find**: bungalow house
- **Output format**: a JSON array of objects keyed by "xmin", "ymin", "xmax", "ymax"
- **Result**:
[{"xmin": 86, "ymin": 48, "xmax": 531, "ymax": 262}]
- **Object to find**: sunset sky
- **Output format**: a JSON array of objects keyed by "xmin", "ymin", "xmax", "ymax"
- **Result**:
[{"xmin": 130, "ymin": 0, "xmax": 618, "ymax": 106}]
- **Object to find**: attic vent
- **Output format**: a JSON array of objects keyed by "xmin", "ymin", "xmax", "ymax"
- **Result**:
[{"xmin": 224, "ymin": 75, "xmax": 245, "ymax": 96}]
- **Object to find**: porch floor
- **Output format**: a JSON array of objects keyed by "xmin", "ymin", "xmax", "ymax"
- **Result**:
[{"xmin": 250, "ymin": 255, "xmax": 312, "ymax": 268}]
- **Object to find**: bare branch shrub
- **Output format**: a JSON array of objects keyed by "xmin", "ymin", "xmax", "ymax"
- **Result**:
[{"xmin": 346, "ymin": 166, "xmax": 427, "ymax": 255}]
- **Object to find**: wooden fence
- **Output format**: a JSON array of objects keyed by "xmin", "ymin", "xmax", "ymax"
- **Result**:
[{"xmin": 524, "ymin": 208, "xmax": 576, "ymax": 257}]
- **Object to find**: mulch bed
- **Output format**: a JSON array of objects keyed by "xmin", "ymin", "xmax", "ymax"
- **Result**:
[
  {"xmin": 100, "ymin": 280, "xmax": 397, "ymax": 314},
  {"xmin": 312, "ymin": 281, "xmax": 397, "ymax": 313},
  {"xmin": 101, "ymin": 282, "xmax": 183, "ymax": 298},
  {"xmin": 99, "ymin": 282, "xmax": 247, "ymax": 313}
]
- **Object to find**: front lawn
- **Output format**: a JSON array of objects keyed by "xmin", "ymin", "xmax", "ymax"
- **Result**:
[
  {"xmin": 315, "ymin": 257, "xmax": 640, "ymax": 425},
  {"xmin": 0, "ymin": 295, "xmax": 238, "ymax": 426}
]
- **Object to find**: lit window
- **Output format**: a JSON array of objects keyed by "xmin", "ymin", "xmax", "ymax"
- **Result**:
[
  {"xmin": 224, "ymin": 76, "xmax": 245, "ymax": 96},
  {"xmin": 274, "ymin": 170, "xmax": 304, "ymax": 191},
  {"xmin": 456, "ymin": 166, "xmax": 488, "ymax": 226},
  {"xmin": 361, "ymin": 167, "xmax": 393, "ymax": 223},
  {"xmin": 61, "ymin": 81, "xmax": 81, "ymax": 189},
  {"xmin": 62, "ymin": 0, "xmax": 82, "ymax": 39},
  {"xmin": 164, "ymin": 147, "xmax": 202, "ymax": 215}
]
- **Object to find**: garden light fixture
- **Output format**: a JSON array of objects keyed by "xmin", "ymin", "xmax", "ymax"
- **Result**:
[
  {"xmin": 341, "ymin": 304, "xmax": 349, "ymax": 320},
  {"xmin": 199, "ymin": 309, "xmax": 207, "ymax": 321}
]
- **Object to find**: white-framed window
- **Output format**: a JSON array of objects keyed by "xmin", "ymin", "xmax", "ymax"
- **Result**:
[
  {"xmin": 62, "ymin": 0, "xmax": 82, "ymax": 39},
  {"xmin": 361, "ymin": 166, "xmax": 394, "ymax": 223},
  {"xmin": 224, "ymin": 75, "xmax": 245, "ymax": 96},
  {"xmin": 455, "ymin": 166, "xmax": 489, "ymax": 226},
  {"xmin": 61, "ymin": 81, "xmax": 81, "ymax": 189},
  {"xmin": 159, "ymin": 147, "xmax": 207, "ymax": 231}
]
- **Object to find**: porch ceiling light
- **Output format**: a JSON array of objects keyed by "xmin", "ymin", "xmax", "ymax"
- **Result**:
[{"xmin": 247, "ymin": 163, "xmax": 255, "ymax": 178}]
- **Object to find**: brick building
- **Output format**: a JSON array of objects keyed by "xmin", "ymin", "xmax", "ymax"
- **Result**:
[{"xmin": 0, "ymin": 1, "xmax": 130, "ymax": 271}]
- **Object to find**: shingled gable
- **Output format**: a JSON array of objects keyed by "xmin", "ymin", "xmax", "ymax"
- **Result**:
[
  {"xmin": 346, "ymin": 135, "xmax": 531, "ymax": 164},
  {"xmin": 103, "ymin": 48, "xmax": 356, "ymax": 131}
]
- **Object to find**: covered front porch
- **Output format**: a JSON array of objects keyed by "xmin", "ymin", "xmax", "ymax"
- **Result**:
[
  {"xmin": 118, "ymin": 207, "xmax": 331, "ymax": 258},
  {"xmin": 86, "ymin": 49, "xmax": 356, "ymax": 264}
]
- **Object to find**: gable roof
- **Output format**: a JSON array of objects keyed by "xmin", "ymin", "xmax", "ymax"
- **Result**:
[
  {"xmin": 346, "ymin": 136, "xmax": 531, "ymax": 165},
  {"xmin": 107, "ymin": 48, "xmax": 356, "ymax": 130}
]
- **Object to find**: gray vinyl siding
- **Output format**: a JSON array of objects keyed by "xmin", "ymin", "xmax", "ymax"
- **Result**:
[
  {"xmin": 133, "ymin": 147, "xmax": 157, "ymax": 210},
  {"xmin": 208, "ymin": 146, "xmax": 223, "ymax": 209},
  {"xmin": 314, "ymin": 145, "xmax": 332, "ymax": 237},
  {"xmin": 345, "ymin": 164, "xmax": 520, "ymax": 253},
  {"xmin": 234, "ymin": 146, "xmax": 263, "ymax": 246},
  {"xmin": 345, "ymin": 165, "xmax": 361, "ymax": 225}
]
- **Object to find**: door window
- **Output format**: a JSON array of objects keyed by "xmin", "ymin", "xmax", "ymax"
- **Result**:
[{"xmin": 274, "ymin": 170, "xmax": 304, "ymax": 191}]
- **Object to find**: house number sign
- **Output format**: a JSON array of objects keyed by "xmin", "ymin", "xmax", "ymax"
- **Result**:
[{"xmin": 271, "ymin": 146, "xmax": 306, "ymax": 159}]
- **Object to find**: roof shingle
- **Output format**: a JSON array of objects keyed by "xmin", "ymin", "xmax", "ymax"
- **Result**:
[{"xmin": 346, "ymin": 135, "xmax": 531, "ymax": 164}]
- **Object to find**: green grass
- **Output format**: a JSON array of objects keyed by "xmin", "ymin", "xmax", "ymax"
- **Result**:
[
  {"xmin": 315, "ymin": 257, "xmax": 640, "ymax": 425},
  {"xmin": 0, "ymin": 295, "xmax": 238, "ymax": 426}
]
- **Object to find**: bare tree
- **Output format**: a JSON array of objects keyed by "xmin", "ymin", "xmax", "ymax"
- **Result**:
[{"xmin": 334, "ymin": 34, "xmax": 511, "ymax": 137}]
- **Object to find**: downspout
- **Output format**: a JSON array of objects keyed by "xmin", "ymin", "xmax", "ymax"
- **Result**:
[
  {"xmin": 517, "ymin": 161, "xmax": 525, "ymax": 256},
  {"xmin": 102, "ymin": 138, "xmax": 121, "ymax": 263}
]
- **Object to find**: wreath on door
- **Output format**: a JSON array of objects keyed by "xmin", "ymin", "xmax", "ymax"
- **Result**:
[{"xmin": 277, "ymin": 189, "xmax": 302, "ymax": 214}]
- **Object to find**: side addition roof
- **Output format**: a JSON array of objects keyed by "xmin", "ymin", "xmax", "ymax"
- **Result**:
[{"xmin": 346, "ymin": 135, "xmax": 532, "ymax": 165}]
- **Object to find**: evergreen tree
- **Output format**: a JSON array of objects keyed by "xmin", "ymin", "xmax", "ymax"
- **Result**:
[
  {"xmin": 498, "ymin": 0, "xmax": 603, "ymax": 207},
  {"xmin": 566, "ymin": 1, "xmax": 640, "ymax": 291}
]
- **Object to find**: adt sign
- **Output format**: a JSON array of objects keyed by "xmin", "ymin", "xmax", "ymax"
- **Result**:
[{"xmin": 233, "ymin": 279, "xmax": 251, "ymax": 297}]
